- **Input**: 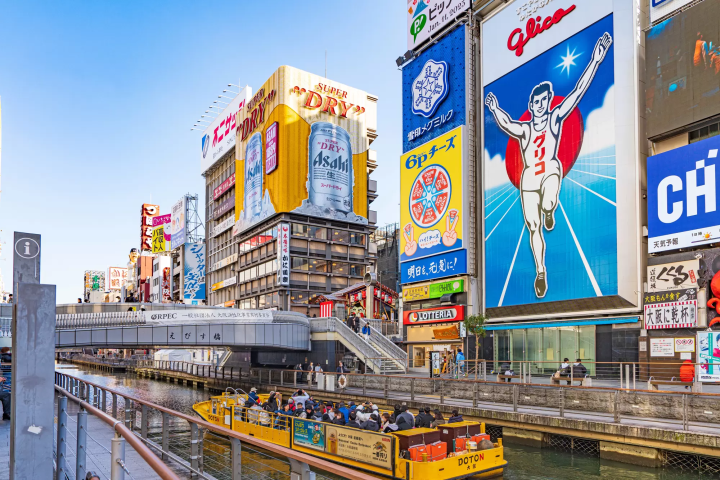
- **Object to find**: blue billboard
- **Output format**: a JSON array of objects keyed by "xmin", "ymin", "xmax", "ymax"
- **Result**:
[
  {"xmin": 483, "ymin": 13, "xmax": 618, "ymax": 308},
  {"xmin": 184, "ymin": 242, "xmax": 206, "ymax": 303},
  {"xmin": 648, "ymin": 135, "xmax": 720, "ymax": 253},
  {"xmin": 400, "ymin": 249, "xmax": 467, "ymax": 284},
  {"xmin": 402, "ymin": 24, "xmax": 466, "ymax": 154}
]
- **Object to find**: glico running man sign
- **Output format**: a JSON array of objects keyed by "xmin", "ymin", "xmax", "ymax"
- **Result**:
[{"xmin": 482, "ymin": 0, "xmax": 641, "ymax": 316}]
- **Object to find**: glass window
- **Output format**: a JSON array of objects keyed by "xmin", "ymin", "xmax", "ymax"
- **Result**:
[
  {"xmin": 578, "ymin": 326, "xmax": 596, "ymax": 376},
  {"xmin": 349, "ymin": 264, "xmax": 365, "ymax": 276},
  {"xmin": 292, "ymin": 224, "xmax": 309, "ymax": 237},
  {"xmin": 290, "ymin": 291, "xmax": 309, "ymax": 304},
  {"xmin": 272, "ymin": 292, "xmax": 279, "ymax": 306},
  {"xmin": 258, "ymin": 262, "xmax": 266, "ymax": 276},
  {"xmin": 292, "ymin": 257, "xmax": 309, "ymax": 271},
  {"xmin": 309, "ymin": 259, "xmax": 328, "ymax": 273},
  {"xmin": 333, "ymin": 229, "xmax": 350, "ymax": 243},
  {"xmin": 310, "ymin": 226, "xmax": 327, "ymax": 240},
  {"xmin": 350, "ymin": 233, "xmax": 366, "ymax": 246},
  {"xmin": 332, "ymin": 262, "xmax": 348, "ymax": 275},
  {"xmin": 559, "ymin": 327, "xmax": 577, "ymax": 366}
]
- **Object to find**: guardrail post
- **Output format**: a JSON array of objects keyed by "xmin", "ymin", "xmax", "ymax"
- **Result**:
[
  {"xmin": 111, "ymin": 433, "xmax": 125, "ymax": 480},
  {"xmin": 124, "ymin": 399, "xmax": 132, "ymax": 430},
  {"xmin": 633, "ymin": 364, "xmax": 636, "ymax": 390},
  {"xmin": 619, "ymin": 362, "xmax": 623, "ymax": 389},
  {"xmin": 440, "ymin": 380, "xmax": 445, "ymax": 405},
  {"xmin": 384, "ymin": 376, "xmax": 389, "ymax": 398},
  {"xmin": 231, "ymin": 437, "xmax": 242, "ymax": 480},
  {"xmin": 473, "ymin": 382, "xmax": 478, "ymax": 408},
  {"xmin": 625, "ymin": 364, "xmax": 630, "ymax": 390},
  {"xmin": 191, "ymin": 423, "xmax": 199, "ymax": 478},
  {"xmin": 513, "ymin": 385, "xmax": 518, "ymax": 412},
  {"xmin": 362, "ymin": 375, "xmax": 367, "ymax": 396},
  {"xmin": 141, "ymin": 404, "xmax": 148, "ymax": 439},
  {"xmin": 559, "ymin": 387, "xmax": 565, "ymax": 417},
  {"xmin": 614, "ymin": 390, "xmax": 620, "ymax": 423},
  {"xmin": 281, "ymin": 370, "xmax": 284, "ymax": 386},
  {"xmin": 410, "ymin": 378, "xmax": 415, "ymax": 401},
  {"xmin": 112, "ymin": 393, "xmax": 118, "ymax": 419},
  {"xmin": 101, "ymin": 388, "xmax": 106, "ymax": 412},
  {"xmin": 482, "ymin": 360, "xmax": 487, "ymax": 382},
  {"xmin": 56, "ymin": 396, "xmax": 68, "ymax": 480},
  {"xmin": 294, "ymin": 370, "xmax": 297, "ymax": 387},
  {"xmin": 76, "ymin": 407, "xmax": 87, "ymax": 480},
  {"xmin": 682, "ymin": 394, "xmax": 689, "ymax": 431},
  {"xmin": 162, "ymin": 412, "xmax": 170, "ymax": 460}
]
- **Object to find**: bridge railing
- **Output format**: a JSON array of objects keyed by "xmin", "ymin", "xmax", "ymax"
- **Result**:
[
  {"xmin": 54, "ymin": 372, "xmax": 380, "ymax": 480},
  {"xmin": 55, "ymin": 311, "xmax": 145, "ymax": 329}
]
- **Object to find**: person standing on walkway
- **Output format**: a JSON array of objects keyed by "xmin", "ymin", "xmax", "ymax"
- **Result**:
[
  {"xmin": 362, "ymin": 323, "xmax": 371, "ymax": 342},
  {"xmin": 680, "ymin": 359, "xmax": 695, "ymax": 388},
  {"xmin": 456, "ymin": 348, "xmax": 466, "ymax": 377}
]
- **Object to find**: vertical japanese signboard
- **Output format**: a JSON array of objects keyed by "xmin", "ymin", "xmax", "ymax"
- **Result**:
[
  {"xmin": 141, "ymin": 204, "xmax": 159, "ymax": 252},
  {"xmin": 277, "ymin": 223, "xmax": 290, "ymax": 286},
  {"xmin": 647, "ymin": 260, "xmax": 699, "ymax": 292},
  {"xmin": 171, "ymin": 198, "xmax": 187, "ymax": 250},
  {"xmin": 183, "ymin": 242, "xmax": 206, "ymax": 303},
  {"xmin": 152, "ymin": 214, "xmax": 172, "ymax": 252},
  {"xmin": 107, "ymin": 267, "xmax": 128, "ymax": 291}
]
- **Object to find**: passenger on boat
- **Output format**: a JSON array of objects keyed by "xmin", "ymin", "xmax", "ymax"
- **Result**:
[
  {"xmin": 415, "ymin": 407, "xmax": 434, "ymax": 428},
  {"xmin": 392, "ymin": 404, "xmax": 402, "ymax": 422},
  {"xmin": 248, "ymin": 400, "xmax": 264, "ymax": 424},
  {"xmin": 292, "ymin": 389, "xmax": 310, "ymax": 409},
  {"xmin": 265, "ymin": 392, "xmax": 280, "ymax": 412},
  {"xmin": 360, "ymin": 413, "xmax": 380, "ymax": 432},
  {"xmin": 430, "ymin": 410, "xmax": 445, "ymax": 428},
  {"xmin": 249, "ymin": 387, "xmax": 260, "ymax": 403},
  {"xmin": 298, "ymin": 405, "xmax": 314, "ymax": 419},
  {"xmin": 447, "ymin": 409, "xmax": 464, "ymax": 423},
  {"xmin": 337, "ymin": 402, "xmax": 349, "ymax": 422},
  {"xmin": 331, "ymin": 408, "xmax": 346, "ymax": 425},
  {"xmin": 396, "ymin": 415, "xmax": 413, "ymax": 431},
  {"xmin": 346, "ymin": 411, "xmax": 361, "ymax": 429},
  {"xmin": 381, "ymin": 413, "xmax": 398, "ymax": 433},
  {"xmin": 396, "ymin": 405, "xmax": 414, "ymax": 427},
  {"xmin": 321, "ymin": 407, "xmax": 336, "ymax": 423},
  {"xmin": 311, "ymin": 406, "xmax": 324, "ymax": 421},
  {"xmin": 348, "ymin": 401, "xmax": 357, "ymax": 412}
]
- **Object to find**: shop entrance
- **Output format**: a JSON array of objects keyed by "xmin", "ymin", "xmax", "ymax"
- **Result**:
[{"xmin": 413, "ymin": 346, "xmax": 426, "ymax": 368}]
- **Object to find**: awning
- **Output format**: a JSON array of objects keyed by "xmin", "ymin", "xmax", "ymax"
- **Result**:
[{"xmin": 485, "ymin": 316, "xmax": 640, "ymax": 331}]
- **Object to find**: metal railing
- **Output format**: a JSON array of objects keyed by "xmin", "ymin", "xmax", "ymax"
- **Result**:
[
  {"xmin": 136, "ymin": 360, "xmax": 243, "ymax": 379},
  {"xmin": 357, "ymin": 318, "xmax": 406, "ymax": 367},
  {"xmin": 56, "ymin": 311, "xmax": 146, "ymax": 329},
  {"xmin": 54, "ymin": 372, "xmax": 381, "ymax": 480}
]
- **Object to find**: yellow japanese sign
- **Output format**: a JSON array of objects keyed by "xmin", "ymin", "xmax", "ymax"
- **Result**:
[
  {"xmin": 152, "ymin": 226, "xmax": 166, "ymax": 253},
  {"xmin": 400, "ymin": 126, "xmax": 464, "ymax": 263},
  {"xmin": 325, "ymin": 425, "xmax": 392, "ymax": 470}
]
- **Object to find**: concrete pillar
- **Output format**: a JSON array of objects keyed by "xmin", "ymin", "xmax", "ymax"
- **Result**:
[
  {"xmin": 501, "ymin": 427, "xmax": 546, "ymax": 448},
  {"xmin": 599, "ymin": 442, "xmax": 661, "ymax": 468}
]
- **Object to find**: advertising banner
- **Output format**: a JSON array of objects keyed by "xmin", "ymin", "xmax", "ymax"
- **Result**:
[
  {"xmin": 143, "ymin": 309, "xmax": 272, "ymax": 322},
  {"xmin": 401, "ymin": 248, "xmax": 467, "ymax": 284},
  {"xmin": 107, "ymin": 267, "xmax": 127, "ymax": 291},
  {"xmin": 83, "ymin": 270, "xmax": 105, "ymax": 300},
  {"xmin": 171, "ymin": 198, "xmax": 187, "ymax": 250},
  {"xmin": 162, "ymin": 267, "xmax": 171, "ymax": 303},
  {"xmin": 403, "ymin": 278, "xmax": 464, "ymax": 302},
  {"xmin": 402, "ymin": 24, "xmax": 466, "ymax": 153},
  {"xmin": 401, "ymin": 126, "xmax": 465, "ymax": 265},
  {"xmin": 140, "ymin": 204, "xmax": 159, "ymax": 252},
  {"xmin": 213, "ymin": 173, "xmax": 235, "ymax": 201},
  {"xmin": 325, "ymin": 425, "xmax": 392, "ymax": 470},
  {"xmin": 650, "ymin": 338, "xmax": 675, "ymax": 357},
  {"xmin": 647, "ymin": 136, "xmax": 720, "ymax": 252},
  {"xmin": 201, "ymin": 87, "xmax": 252, "ymax": 174},
  {"xmin": 211, "ymin": 253, "xmax": 238, "ymax": 273},
  {"xmin": 644, "ymin": 288, "xmax": 697, "ymax": 329},
  {"xmin": 646, "ymin": 1, "xmax": 720, "ymax": 137},
  {"xmin": 152, "ymin": 214, "xmax": 172, "ymax": 251},
  {"xmin": 482, "ymin": 0, "xmax": 639, "ymax": 314},
  {"xmin": 433, "ymin": 325, "xmax": 460, "ymax": 340},
  {"xmin": 697, "ymin": 331, "xmax": 720, "ymax": 382},
  {"xmin": 211, "ymin": 217, "xmax": 234, "ymax": 238},
  {"xmin": 403, "ymin": 305, "xmax": 464, "ymax": 325},
  {"xmin": 234, "ymin": 66, "xmax": 372, "ymax": 236},
  {"xmin": 211, "ymin": 194, "xmax": 235, "ymax": 220},
  {"xmin": 277, "ymin": 223, "xmax": 290, "ymax": 286},
  {"xmin": 647, "ymin": 260, "xmax": 699, "ymax": 292},
  {"xmin": 183, "ymin": 242, "xmax": 206, "ymax": 302},
  {"xmin": 152, "ymin": 226, "xmax": 165, "ymax": 253},
  {"xmin": 406, "ymin": 0, "xmax": 470, "ymax": 51},
  {"xmin": 293, "ymin": 419, "xmax": 325, "ymax": 452},
  {"xmin": 211, "ymin": 276, "xmax": 236, "ymax": 292}
]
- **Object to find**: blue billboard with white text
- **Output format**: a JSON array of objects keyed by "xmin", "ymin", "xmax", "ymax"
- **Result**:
[{"xmin": 184, "ymin": 242, "xmax": 206, "ymax": 303}]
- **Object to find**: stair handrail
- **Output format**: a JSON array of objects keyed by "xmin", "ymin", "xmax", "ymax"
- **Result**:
[
  {"xmin": 358, "ymin": 318, "xmax": 407, "ymax": 367},
  {"xmin": 310, "ymin": 318, "xmax": 386, "ymax": 372}
]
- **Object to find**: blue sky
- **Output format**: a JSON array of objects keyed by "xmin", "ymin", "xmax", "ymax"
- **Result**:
[{"xmin": 0, "ymin": 1, "xmax": 405, "ymax": 303}]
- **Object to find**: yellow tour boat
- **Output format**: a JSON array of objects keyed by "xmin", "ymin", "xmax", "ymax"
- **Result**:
[{"xmin": 193, "ymin": 389, "xmax": 506, "ymax": 479}]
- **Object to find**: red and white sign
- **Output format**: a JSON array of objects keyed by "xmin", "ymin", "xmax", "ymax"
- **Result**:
[
  {"xmin": 403, "ymin": 305, "xmax": 465, "ymax": 325},
  {"xmin": 162, "ymin": 267, "xmax": 171, "ymax": 303},
  {"xmin": 201, "ymin": 86, "xmax": 252, "ymax": 175},
  {"xmin": 108, "ymin": 267, "xmax": 128, "ymax": 291},
  {"xmin": 320, "ymin": 301, "xmax": 333, "ymax": 317},
  {"xmin": 265, "ymin": 121, "xmax": 279, "ymax": 174},
  {"xmin": 213, "ymin": 173, "xmax": 235, "ymax": 201},
  {"xmin": 141, "ymin": 204, "xmax": 159, "ymax": 251},
  {"xmin": 644, "ymin": 300, "xmax": 697, "ymax": 329},
  {"xmin": 277, "ymin": 223, "xmax": 290, "ymax": 286}
]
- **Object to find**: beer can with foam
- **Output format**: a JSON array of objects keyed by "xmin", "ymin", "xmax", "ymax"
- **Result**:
[
  {"xmin": 244, "ymin": 132, "xmax": 263, "ymax": 218},
  {"xmin": 308, "ymin": 122, "xmax": 353, "ymax": 213}
]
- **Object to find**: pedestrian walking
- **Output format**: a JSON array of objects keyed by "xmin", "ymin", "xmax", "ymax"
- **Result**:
[{"xmin": 456, "ymin": 348, "xmax": 466, "ymax": 377}]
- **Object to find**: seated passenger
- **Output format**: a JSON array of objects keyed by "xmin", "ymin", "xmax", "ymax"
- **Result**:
[
  {"xmin": 331, "ymin": 408, "xmax": 346, "ymax": 426},
  {"xmin": 415, "ymin": 407, "xmax": 434, "ymax": 429},
  {"xmin": 346, "ymin": 411, "xmax": 361, "ymax": 429},
  {"xmin": 249, "ymin": 387, "xmax": 260, "ymax": 403},
  {"xmin": 360, "ymin": 413, "xmax": 380, "ymax": 432},
  {"xmin": 381, "ymin": 413, "xmax": 398, "ymax": 433},
  {"xmin": 447, "ymin": 409, "xmax": 463, "ymax": 423}
]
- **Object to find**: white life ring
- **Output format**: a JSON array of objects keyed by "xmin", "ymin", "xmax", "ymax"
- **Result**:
[{"xmin": 338, "ymin": 375, "xmax": 348, "ymax": 389}]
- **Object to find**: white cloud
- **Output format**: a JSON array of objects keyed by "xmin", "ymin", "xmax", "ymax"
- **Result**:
[
  {"xmin": 578, "ymin": 85, "xmax": 615, "ymax": 157},
  {"xmin": 484, "ymin": 149, "xmax": 512, "ymax": 191}
]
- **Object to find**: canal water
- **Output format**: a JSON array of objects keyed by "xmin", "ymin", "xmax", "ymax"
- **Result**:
[{"xmin": 57, "ymin": 364, "xmax": 703, "ymax": 480}]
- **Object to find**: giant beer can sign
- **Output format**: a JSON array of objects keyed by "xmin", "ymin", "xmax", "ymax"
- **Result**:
[
  {"xmin": 244, "ymin": 132, "xmax": 264, "ymax": 220},
  {"xmin": 308, "ymin": 122, "xmax": 353, "ymax": 213}
]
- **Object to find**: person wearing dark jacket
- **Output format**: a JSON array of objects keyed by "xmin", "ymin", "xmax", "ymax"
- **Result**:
[
  {"xmin": 395, "ymin": 415, "xmax": 412, "ymax": 431},
  {"xmin": 572, "ymin": 359, "xmax": 587, "ymax": 378},
  {"xmin": 346, "ymin": 411, "xmax": 361, "ymax": 429},
  {"xmin": 265, "ymin": 392, "xmax": 280, "ymax": 412},
  {"xmin": 337, "ymin": 403, "xmax": 350, "ymax": 422},
  {"xmin": 415, "ymin": 407, "xmax": 434, "ymax": 428},
  {"xmin": 447, "ymin": 409, "xmax": 463, "ymax": 423},
  {"xmin": 396, "ymin": 405, "xmax": 414, "ymax": 428},
  {"xmin": 360, "ymin": 413, "xmax": 380, "ymax": 432},
  {"xmin": 331, "ymin": 408, "xmax": 346, "ymax": 425}
]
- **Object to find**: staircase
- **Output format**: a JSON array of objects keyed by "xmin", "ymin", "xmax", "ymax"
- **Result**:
[{"xmin": 310, "ymin": 318, "xmax": 407, "ymax": 374}]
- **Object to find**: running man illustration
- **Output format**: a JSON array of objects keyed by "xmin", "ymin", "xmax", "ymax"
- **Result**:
[{"xmin": 485, "ymin": 32, "xmax": 612, "ymax": 298}]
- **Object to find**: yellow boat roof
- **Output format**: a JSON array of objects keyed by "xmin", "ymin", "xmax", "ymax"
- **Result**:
[{"xmin": 391, "ymin": 428, "xmax": 437, "ymax": 437}]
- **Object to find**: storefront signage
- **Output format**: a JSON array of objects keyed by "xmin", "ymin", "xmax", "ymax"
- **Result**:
[
  {"xmin": 107, "ymin": 267, "xmax": 128, "ymax": 291},
  {"xmin": 675, "ymin": 337, "xmax": 695, "ymax": 353},
  {"xmin": 404, "ymin": 305, "xmax": 464, "ymax": 325},
  {"xmin": 141, "ymin": 203, "xmax": 159, "ymax": 251},
  {"xmin": 162, "ymin": 267, "xmax": 171, "ymax": 302},
  {"xmin": 277, "ymin": 223, "xmax": 290, "ymax": 286},
  {"xmin": 644, "ymin": 289, "xmax": 697, "ymax": 330},
  {"xmin": 211, "ymin": 276, "xmax": 236, "ymax": 292},
  {"xmin": 647, "ymin": 260, "xmax": 698, "ymax": 292},
  {"xmin": 212, "ymin": 194, "xmax": 235, "ymax": 220},
  {"xmin": 697, "ymin": 331, "xmax": 720, "ymax": 382},
  {"xmin": 401, "ymin": 249, "xmax": 467, "ymax": 284},
  {"xmin": 433, "ymin": 325, "xmax": 460, "ymax": 340},
  {"xmin": 213, "ymin": 173, "xmax": 235, "ymax": 201},
  {"xmin": 325, "ymin": 425, "xmax": 392, "ymax": 470},
  {"xmin": 406, "ymin": 0, "xmax": 470, "ymax": 51},
  {"xmin": 650, "ymin": 338, "xmax": 675, "ymax": 357},
  {"xmin": 293, "ymin": 419, "xmax": 325, "ymax": 451},
  {"xmin": 152, "ymin": 226, "xmax": 166, "ymax": 253},
  {"xmin": 223, "ymin": 300, "xmax": 235, "ymax": 308},
  {"xmin": 403, "ymin": 278, "xmax": 465, "ymax": 302},
  {"xmin": 650, "ymin": 0, "xmax": 694, "ymax": 23}
]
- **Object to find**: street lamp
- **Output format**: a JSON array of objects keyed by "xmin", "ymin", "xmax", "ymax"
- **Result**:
[
  {"xmin": 218, "ymin": 95, "xmax": 234, "ymax": 100},
  {"xmin": 214, "ymin": 100, "xmax": 229, "ymax": 106}
]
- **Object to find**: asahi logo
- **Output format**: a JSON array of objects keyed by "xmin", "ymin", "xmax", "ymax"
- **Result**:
[
  {"xmin": 408, "ymin": 308, "xmax": 458, "ymax": 323},
  {"xmin": 246, "ymin": 159, "xmax": 262, "ymax": 179},
  {"xmin": 312, "ymin": 151, "xmax": 349, "ymax": 173}
]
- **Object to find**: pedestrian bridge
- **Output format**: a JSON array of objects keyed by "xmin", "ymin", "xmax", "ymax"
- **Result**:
[{"xmin": 55, "ymin": 308, "xmax": 310, "ymax": 351}]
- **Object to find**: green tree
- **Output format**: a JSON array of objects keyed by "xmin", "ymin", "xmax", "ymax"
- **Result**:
[{"xmin": 464, "ymin": 313, "xmax": 489, "ymax": 380}]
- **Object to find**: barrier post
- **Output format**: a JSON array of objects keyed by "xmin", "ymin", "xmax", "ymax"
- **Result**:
[
  {"xmin": 76, "ymin": 407, "xmax": 88, "ymax": 480},
  {"xmin": 162, "ymin": 412, "xmax": 170, "ymax": 460},
  {"xmin": 191, "ymin": 423, "xmax": 199, "ymax": 478},
  {"xmin": 111, "ymin": 433, "xmax": 126, "ymax": 480},
  {"xmin": 56, "ymin": 396, "xmax": 68, "ymax": 480},
  {"xmin": 231, "ymin": 437, "xmax": 242, "ymax": 480},
  {"xmin": 141, "ymin": 404, "xmax": 148, "ymax": 439}
]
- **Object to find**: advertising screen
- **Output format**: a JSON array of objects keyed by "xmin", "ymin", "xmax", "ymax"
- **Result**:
[
  {"xmin": 233, "ymin": 66, "xmax": 374, "ymax": 236},
  {"xmin": 647, "ymin": 135, "xmax": 720, "ymax": 252},
  {"xmin": 201, "ymin": 87, "xmax": 252, "ymax": 174},
  {"xmin": 402, "ymin": 24, "xmax": 466, "ymax": 154},
  {"xmin": 183, "ymin": 242, "xmax": 206, "ymax": 303},
  {"xmin": 697, "ymin": 331, "xmax": 720, "ymax": 382},
  {"xmin": 482, "ymin": 0, "xmax": 640, "ymax": 316},
  {"xmin": 646, "ymin": 1, "xmax": 720, "ymax": 138}
]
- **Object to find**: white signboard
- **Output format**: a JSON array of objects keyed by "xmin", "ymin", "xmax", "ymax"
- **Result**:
[
  {"xmin": 277, "ymin": 223, "xmax": 290, "ymax": 286},
  {"xmin": 647, "ymin": 259, "xmax": 698, "ymax": 292},
  {"xmin": 407, "ymin": 0, "xmax": 470, "ymax": 51},
  {"xmin": 674, "ymin": 337, "xmax": 695, "ymax": 353},
  {"xmin": 650, "ymin": 0, "xmax": 694, "ymax": 23},
  {"xmin": 171, "ymin": 197, "xmax": 187, "ymax": 250},
  {"xmin": 211, "ymin": 253, "xmax": 238, "ymax": 273},
  {"xmin": 644, "ymin": 300, "xmax": 697, "ymax": 329},
  {"xmin": 650, "ymin": 338, "xmax": 675, "ymax": 357},
  {"xmin": 201, "ymin": 86, "xmax": 252, "ymax": 174},
  {"xmin": 144, "ymin": 308, "xmax": 272, "ymax": 323},
  {"xmin": 211, "ymin": 216, "xmax": 235, "ymax": 238},
  {"xmin": 107, "ymin": 267, "xmax": 128, "ymax": 291}
]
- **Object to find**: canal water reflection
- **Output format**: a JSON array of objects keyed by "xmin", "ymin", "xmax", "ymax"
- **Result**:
[{"xmin": 57, "ymin": 364, "xmax": 702, "ymax": 480}]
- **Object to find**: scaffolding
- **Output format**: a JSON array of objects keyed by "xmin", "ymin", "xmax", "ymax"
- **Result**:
[{"xmin": 184, "ymin": 193, "xmax": 205, "ymax": 243}]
